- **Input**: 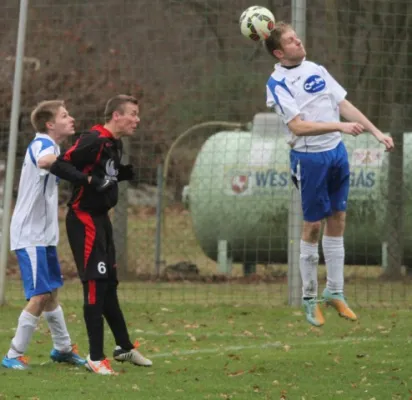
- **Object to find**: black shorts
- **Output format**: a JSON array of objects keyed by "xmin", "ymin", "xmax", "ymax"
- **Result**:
[{"xmin": 66, "ymin": 209, "xmax": 117, "ymax": 282}]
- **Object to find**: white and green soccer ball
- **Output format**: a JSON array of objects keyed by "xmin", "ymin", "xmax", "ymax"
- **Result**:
[{"xmin": 239, "ymin": 5, "xmax": 276, "ymax": 42}]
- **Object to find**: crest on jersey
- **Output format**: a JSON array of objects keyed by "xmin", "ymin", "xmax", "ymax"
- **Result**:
[
  {"xmin": 303, "ymin": 75, "xmax": 326, "ymax": 93},
  {"xmin": 105, "ymin": 159, "xmax": 118, "ymax": 177}
]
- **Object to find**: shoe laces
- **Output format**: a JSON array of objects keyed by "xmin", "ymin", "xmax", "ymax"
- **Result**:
[
  {"xmin": 305, "ymin": 298, "xmax": 323, "ymax": 306},
  {"xmin": 328, "ymin": 293, "xmax": 349, "ymax": 305},
  {"xmin": 17, "ymin": 356, "xmax": 29, "ymax": 365}
]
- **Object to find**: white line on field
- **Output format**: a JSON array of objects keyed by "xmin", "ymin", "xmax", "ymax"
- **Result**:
[
  {"xmin": 150, "ymin": 336, "xmax": 382, "ymax": 359},
  {"xmin": 137, "ymin": 330, "xmax": 265, "ymax": 338}
]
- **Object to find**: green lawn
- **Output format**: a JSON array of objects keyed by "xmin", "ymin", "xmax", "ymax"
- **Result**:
[{"xmin": 1, "ymin": 282, "xmax": 412, "ymax": 400}]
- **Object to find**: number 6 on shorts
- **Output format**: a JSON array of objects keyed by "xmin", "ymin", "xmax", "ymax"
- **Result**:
[{"xmin": 97, "ymin": 262, "xmax": 107, "ymax": 274}]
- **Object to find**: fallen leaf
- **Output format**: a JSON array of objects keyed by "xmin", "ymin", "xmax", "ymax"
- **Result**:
[
  {"xmin": 187, "ymin": 333, "xmax": 197, "ymax": 342},
  {"xmin": 184, "ymin": 324, "xmax": 199, "ymax": 329},
  {"xmin": 227, "ymin": 370, "xmax": 245, "ymax": 377}
]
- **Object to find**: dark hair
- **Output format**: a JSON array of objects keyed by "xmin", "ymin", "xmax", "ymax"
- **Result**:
[
  {"xmin": 264, "ymin": 21, "xmax": 293, "ymax": 58},
  {"xmin": 30, "ymin": 100, "xmax": 65, "ymax": 132},
  {"xmin": 104, "ymin": 95, "xmax": 138, "ymax": 122}
]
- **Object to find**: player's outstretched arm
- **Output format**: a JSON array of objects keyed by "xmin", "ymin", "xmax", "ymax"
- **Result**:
[
  {"xmin": 50, "ymin": 158, "xmax": 89, "ymax": 184},
  {"xmin": 50, "ymin": 133, "xmax": 99, "ymax": 184},
  {"xmin": 339, "ymin": 99, "xmax": 394, "ymax": 151},
  {"xmin": 37, "ymin": 154, "xmax": 57, "ymax": 170}
]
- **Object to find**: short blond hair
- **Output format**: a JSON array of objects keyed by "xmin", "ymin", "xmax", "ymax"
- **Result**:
[
  {"xmin": 30, "ymin": 100, "xmax": 65, "ymax": 132},
  {"xmin": 104, "ymin": 95, "xmax": 138, "ymax": 122},
  {"xmin": 264, "ymin": 21, "xmax": 293, "ymax": 58}
]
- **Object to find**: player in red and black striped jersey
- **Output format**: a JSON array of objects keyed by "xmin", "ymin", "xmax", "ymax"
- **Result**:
[{"xmin": 50, "ymin": 95, "xmax": 152, "ymax": 375}]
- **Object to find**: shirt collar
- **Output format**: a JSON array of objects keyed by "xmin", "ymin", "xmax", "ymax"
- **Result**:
[
  {"xmin": 35, "ymin": 132, "xmax": 57, "ymax": 145},
  {"xmin": 91, "ymin": 124, "xmax": 115, "ymax": 138}
]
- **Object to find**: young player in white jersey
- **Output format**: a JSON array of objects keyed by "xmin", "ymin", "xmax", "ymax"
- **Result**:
[
  {"xmin": 265, "ymin": 22, "xmax": 394, "ymax": 327},
  {"xmin": 2, "ymin": 101, "xmax": 86, "ymax": 369}
]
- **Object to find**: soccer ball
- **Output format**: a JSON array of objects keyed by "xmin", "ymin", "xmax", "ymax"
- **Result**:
[{"xmin": 239, "ymin": 5, "xmax": 275, "ymax": 41}]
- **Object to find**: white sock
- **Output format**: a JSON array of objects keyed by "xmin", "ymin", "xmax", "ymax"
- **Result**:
[
  {"xmin": 322, "ymin": 235, "xmax": 344, "ymax": 293},
  {"xmin": 7, "ymin": 310, "xmax": 39, "ymax": 358},
  {"xmin": 300, "ymin": 240, "xmax": 319, "ymax": 298},
  {"xmin": 43, "ymin": 305, "xmax": 72, "ymax": 353}
]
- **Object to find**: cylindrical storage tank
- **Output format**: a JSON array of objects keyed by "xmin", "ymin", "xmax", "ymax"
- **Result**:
[
  {"xmin": 187, "ymin": 113, "xmax": 409, "ymax": 265},
  {"xmin": 188, "ymin": 113, "xmax": 294, "ymax": 265}
]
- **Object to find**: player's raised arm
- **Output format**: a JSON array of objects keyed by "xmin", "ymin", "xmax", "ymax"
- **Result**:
[{"xmin": 339, "ymin": 99, "xmax": 394, "ymax": 151}]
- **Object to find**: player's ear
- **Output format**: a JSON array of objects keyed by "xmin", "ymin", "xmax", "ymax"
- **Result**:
[
  {"xmin": 273, "ymin": 49, "xmax": 283, "ymax": 59},
  {"xmin": 45, "ymin": 121, "xmax": 54, "ymax": 131}
]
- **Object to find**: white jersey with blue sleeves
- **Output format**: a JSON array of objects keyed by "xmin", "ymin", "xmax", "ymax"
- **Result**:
[
  {"xmin": 266, "ymin": 60, "xmax": 347, "ymax": 152},
  {"xmin": 10, "ymin": 133, "xmax": 60, "ymax": 250}
]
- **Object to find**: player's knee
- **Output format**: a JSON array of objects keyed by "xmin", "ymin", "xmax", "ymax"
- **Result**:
[
  {"xmin": 303, "ymin": 221, "xmax": 322, "ymax": 242},
  {"xmin": 28, "ymin": 293, "xmax": 51, "ymax": 311},
  {"xmin": 326, "ymin": 212, "xmax": 346, "ymax": 235},
  {"xmin": 330, "ymin": 211, "xmax": 346, "ymax": 223}
]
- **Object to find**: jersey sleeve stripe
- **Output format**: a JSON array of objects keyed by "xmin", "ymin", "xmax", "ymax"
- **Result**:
[
  {"xmin": 267, "ymin": 77, "xmax": 294, "ymax": 115},
  {"xmin": 43, "ymin": 174, "xmax": 49, "ymax": 194},
  {"xmin": 28, "ymin": 138, "xmax": 55, "ymax": 166},
  {"xmin": 36, "ymin": 138, "xmax": 54, "ymax": 152},
  {"xmin": 28, "ymin": 146, "xmax": 37, "ymax": 166}
]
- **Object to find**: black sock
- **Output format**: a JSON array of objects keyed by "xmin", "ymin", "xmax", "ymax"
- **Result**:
[
  {"xmin": 84, "ymin": 304, "xmax": 105, "ymax": 360},
  {"xmin": 83, "ymin": 281, "xmax": 106, "ymax": 361},
  {"xmin": 103, "ymin": 281, "xmax": 134, "ymax": 351}
]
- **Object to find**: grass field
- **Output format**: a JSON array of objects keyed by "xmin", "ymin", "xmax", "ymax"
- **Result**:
[
  {"xmin": 2, "ymin": 207, "xmax": 412, "ymax": 399},
  {"xmin": 1, "ymin": 282, "xmax": 412, "ymax": 400}
]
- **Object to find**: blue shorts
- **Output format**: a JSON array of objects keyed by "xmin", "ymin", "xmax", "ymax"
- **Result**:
[
  {"xmin": 290, "ymin": 141, "xmax": 350, "ymax": 222},
  {"xmin": 15, "ymin": 246, "xmax": 63, "ymax": 300}
]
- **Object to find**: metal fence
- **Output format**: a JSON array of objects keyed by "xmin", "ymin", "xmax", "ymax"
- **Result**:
[{"xmin": 0, "ymin": 0, "xmax": 411, "ymax": 307}]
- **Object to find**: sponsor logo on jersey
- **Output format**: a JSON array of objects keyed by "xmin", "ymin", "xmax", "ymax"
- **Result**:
[{"xmin": 303, "ymin": 75, "xmax": 326, "ymax": 93}]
